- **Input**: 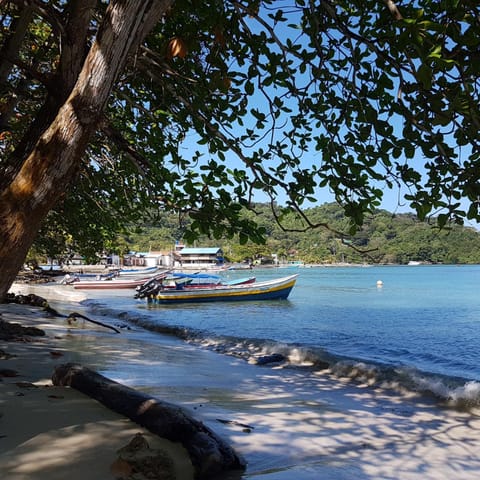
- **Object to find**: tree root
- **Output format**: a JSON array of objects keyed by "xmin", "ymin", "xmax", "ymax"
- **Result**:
[{"xmin": 66, "ymin": 312, "xmax": 121, "ymax": 334}]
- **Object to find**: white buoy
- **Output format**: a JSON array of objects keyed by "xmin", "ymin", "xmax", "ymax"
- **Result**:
[{"xmin": 376, "ymin": 280, "xmax": 383, "ymax": 287}]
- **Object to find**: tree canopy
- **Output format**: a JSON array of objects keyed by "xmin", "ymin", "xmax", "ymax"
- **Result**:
[{"xmin": 1, "ymin": 0, "xmax": 480, "ymax": 299}]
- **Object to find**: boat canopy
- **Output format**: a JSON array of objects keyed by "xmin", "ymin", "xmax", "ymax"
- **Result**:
[{"xmin": 170, "ymin": 272, "xmax": 221, "ymax": 280}]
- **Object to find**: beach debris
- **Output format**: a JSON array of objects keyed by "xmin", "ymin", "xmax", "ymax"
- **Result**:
[
  {"xmin": 43, "ymin": 305, "xmax": 64, "ymax": 316},
  {"xmin": 66, "ymin": 312, "xmax": 121, "ymax": 334},
  {"xmin": 250, "ymin": 353, "xmax": 286, "ymax": 365},
  {"xmin": 216, "ymin": 418, "xmax": 254, "ymax": 432},
  {"xmin": 49, "ymin": 350, "xmax": 64, "ymax": 358},
  {"xmin": 0, "ymin": 368, "xmax": 19, "ymax": 378},
  {"xmin": 0, "ymin": 349, "xmax": 16, "ymax": 359},
  {"xmin": 116, "ymin": 323, "xmax": 132, "ymax": 330},
  {"xmin": 15, "ymin": 381, "xmax": 38, "ymax": 388},
  {"xmin": 53, "ymin": 363, "xmax": 246, "ymax": 479},
  {"xmin": 119, "ymin": 433, "xmax": 150, "ymax": 452},
  {"xmin": 110, "ymin": 457, "xmax": 133, "ymax": 479},
  {"xmin": 0, "ymin": 319, "xmax": 45, "ymax": 340},
  {"xmin": 47, "ymin": 394, "xmax": 64, "ymax": 400},
  {"xmin": 111, "ymin": 433, "xmax": 176, "ymax": 480},
  {"xmin": 4, "ymin": 293, "xmax": 121, "ymax": 334},
  {"xmin": 14, "ymin": 269, "xmax": 59, "ymax": 284},
  {"xmin": 4, "ymin": 292, "xmax": 49, "ymax": 307},
  {"xmin": 3, "ymin": 292, "xmax": 62, "ymax": 317}
]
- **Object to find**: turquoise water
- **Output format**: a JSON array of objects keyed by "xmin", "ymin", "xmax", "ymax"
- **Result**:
[{"xmin": 83, "ymin": 264, "xmax": 480, "ymax": 405}]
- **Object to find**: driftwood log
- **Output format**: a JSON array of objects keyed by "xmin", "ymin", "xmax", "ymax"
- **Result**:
[{"xmin": 52, "ymin": 363, "xmax": 245, "ymax": 479}]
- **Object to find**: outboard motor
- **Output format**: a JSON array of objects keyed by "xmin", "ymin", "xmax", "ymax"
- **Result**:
[{"xmin": 135, "ymin": 276, "xmax": 162, "ymax": 299}]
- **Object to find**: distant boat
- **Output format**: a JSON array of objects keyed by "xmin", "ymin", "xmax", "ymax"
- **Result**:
[
  {"xmin": 139, "ymin": 274, "xmax": 298, "ymax": 304},
  {"xmin": 227, "ymin": 263, "xmax": 253, "ymax": 271},
  {"xmin": 278, "ymin": 260, "xmax": 305, "ymax": 268}
]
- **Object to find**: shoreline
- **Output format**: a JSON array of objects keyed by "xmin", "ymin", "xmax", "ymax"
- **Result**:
[
  {"xmin": 0, "ymin": 301, "xmax": 195, "ymax": 480},
  {"xmin": 2, "ymin": 285, "xmax": 480, "ymax": 479}
]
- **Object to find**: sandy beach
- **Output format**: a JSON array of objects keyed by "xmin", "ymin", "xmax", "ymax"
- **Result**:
[
  {"xmin": 2, "ymin": 284, "xmax": 480, "ymax": 479},
  {"xmin": 0, "ymin": 300, "xmax": 195, "ymax": 480}
]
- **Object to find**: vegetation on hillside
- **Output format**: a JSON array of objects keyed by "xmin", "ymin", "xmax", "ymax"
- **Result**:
[{"xmin": 89, "ymin": 203, "xmax": 480, "ymax": 265}]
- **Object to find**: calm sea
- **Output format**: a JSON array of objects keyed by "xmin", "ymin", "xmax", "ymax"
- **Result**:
[{"xmin": 81, "ymin": 264, "xmax": 480, "ymax": 407}]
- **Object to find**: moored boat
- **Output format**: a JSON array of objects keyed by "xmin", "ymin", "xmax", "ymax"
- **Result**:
[
  {"xmin": 164, "ymin": 272, "xmax": 256, "ymax": 288},
  {"xmin": 138, "ymin": 274, "xmax": 298, "ymax": 304},
  {"xmin": 72, "ymin": 277, "xmax": 152, "ymax": 290},
  {"xmin": 134, "ymin": 272, "xmax": 256, "ymax": 298},
  {"xmin": 70, "ymin": 271, "xmax": 170, "ymax": 290},
  {"xmin": 118, "ymin": 266, "xmax": 161, "ymax": 276}
]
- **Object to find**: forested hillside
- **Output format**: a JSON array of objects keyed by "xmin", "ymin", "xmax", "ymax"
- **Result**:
[{"xmin": 123, "ymin": 203, "xmax": 480, "ymax": 265}]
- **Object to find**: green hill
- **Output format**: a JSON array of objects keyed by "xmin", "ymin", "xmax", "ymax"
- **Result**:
[{"xmin": 124, "ymin": 203, "xmax": 480, "ymax": 265}]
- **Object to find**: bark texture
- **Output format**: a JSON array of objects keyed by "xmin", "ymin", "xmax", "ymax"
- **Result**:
[
  {"xmin": 52, "ymin": 363, "xmax": 246, "ymax": 479},
  {"xmin": 0, "ymin": 0, "xmax": 173, "ymax": 301}
]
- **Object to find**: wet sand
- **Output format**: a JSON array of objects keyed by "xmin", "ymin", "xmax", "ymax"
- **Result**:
[{"xmin": 2, "ymin": 284, "xmax": 480, "ymax": 479}]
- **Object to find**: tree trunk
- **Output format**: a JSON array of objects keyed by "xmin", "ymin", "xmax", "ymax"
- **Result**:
[
  {"xmin": 1, "ymin": 0, "xmax": 96, "ymax": 191},
  {"xmin": 0, "ymin": 0, "xmax": 173, "ymax": 301},
  {"xmin": 52, "ymin": 363, "xmax": 245, "ymax": 479}
]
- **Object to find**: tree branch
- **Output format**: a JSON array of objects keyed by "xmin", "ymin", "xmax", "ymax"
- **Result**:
[
  {"xmin": 100, "ymin": 117, "xmax": 151, "ymax": 175},
  {"xmin": 0, "ymin": 3, "xmax": 33, "ymax": 84},
  {"xmin": 66, "ymin": 312, "xmax": 121, "ymax": 334}
]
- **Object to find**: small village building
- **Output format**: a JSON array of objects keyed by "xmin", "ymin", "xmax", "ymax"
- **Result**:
[
  {"xmin": 123, "ymin": 251, "xmax": 173, "ymax": 268},
  {"xmin": 122, "ymin": 252, "xmax": 146, "ymax": 267},
  {"xmin": 144, "ymin": 250, "xmax": 173, "ymax": 268},
  {"xmin": 175, "ymin": 247, "xmax": 224, "ymax": 270},
  {"xmin": 67, "ymin": 254, "xmax": 84, "ymax": 266}
]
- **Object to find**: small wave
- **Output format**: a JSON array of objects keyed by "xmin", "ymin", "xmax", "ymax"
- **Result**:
[
  {"xmin": 83, "ymin": 298, "xmax": 480, "ymax": 410},
  {"xmin": 329, "ymin": 360, "xmax": 480, "ymax": 408},
  {"xmin": 172, "ymin": 330, "xmax": 480, "ymax": 408},
  {"xmin": 188, "ymin": 334, "xmax": 331, "ymax": 368},
  {"xmin": 406, "ymin": 370, "xmax": 480, "ymax": 408},
  {"xmin": 191, "ymin": 336, "xmax": 480, "ymax": 408}
]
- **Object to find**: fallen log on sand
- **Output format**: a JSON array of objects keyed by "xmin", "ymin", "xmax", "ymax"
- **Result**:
[{"xmin": 52, "ymin": 363, "xmax": 245, "ymax": 479}]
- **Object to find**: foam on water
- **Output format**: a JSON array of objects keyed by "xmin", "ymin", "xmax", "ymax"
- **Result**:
[{"xmin": 79, "ymin": 296, "xmax": 480, "ymax": 409}]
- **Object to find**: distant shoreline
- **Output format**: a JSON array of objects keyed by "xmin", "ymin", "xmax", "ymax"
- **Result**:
[{"xmin": 23, "ymin": 259, "xmax": 465, "ymax": 277}]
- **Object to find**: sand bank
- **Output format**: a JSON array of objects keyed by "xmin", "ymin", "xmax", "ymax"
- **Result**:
[
  {"xmin": 2, "ymin": 284, "xmax": 480, "ymax": 479},
  {"xmin": 0, "ymin": 300, "xmax": 194, "ymax": 480}
]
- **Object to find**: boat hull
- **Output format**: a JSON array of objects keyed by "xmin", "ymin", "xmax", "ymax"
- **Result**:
[
  {"xmin": 72, "ymin": 270, "xmax": 171, "ymax": 290},
  {"xmin": 118, "ymin": 266, "xmax": 160, "ymax": 276},
  {"xmin": 148, "ymin": 275, "xmax": 297, "ymax": 304},
  {"xmin": 73, "ymin": 278, "xmax": 149, "ymax": 289}
]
